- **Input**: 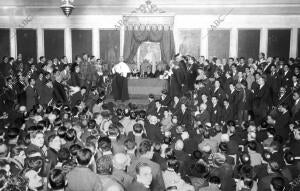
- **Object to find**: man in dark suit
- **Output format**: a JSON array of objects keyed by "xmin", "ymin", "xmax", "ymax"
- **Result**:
[
  {"xmin": 221, "ymin": 99, "xmax": 234, "ymax": 124},
  {"xmin": 52, "ymin": 76, "xmax": 68, "ymax": 104},
  {"xmin": 227, "ymin": 82, "xmax": 238, "ymax": 118},
  {"xmin": 281, "ymin": 64, "xmax": 293, "ymax": 89},
  {"xmin": 39, "ymin": 80, "xmax": 54, "ymax": 107},
  {"xmin": 3, "ymin": 77, "xmax": 17, "ymax": 112},
  {"xmin": 26, "ymin": 78, "xmax": 39, "ymax": 111},
  {"xmin": 15, "ymin": 74, "xmax": 27, "ymax": 106},
  {"xmin": 154, "ymin": 100, "xmax": 164, "ymax": 119},
  {"xmin": 169, "ymin": 61, "xmax": 182, "ymax": 98},
  {"xmin": 160, "ymin": 89, "xmax": 172, "ymax": 108},
  {"xmin": 177, "ymin": 102, "xmax": 192, "ymax": 131},
  {"xmin": 127, "ymin": 163, "xmax": 152, "ymax": 191},
  {"xmin": 146, "ymin": 94, "xmax": 156, "ymax": 115},
  {"xmin": 268, "ymin": 64, "xmax": 280, "ymax": 105},
  {"xmin": 36, "ymin": 56, "xmax": 46, "ymax": 73},
  {"xmin": 211, "ymin": 80, "xmax": 226, "ymax": 104},
  {"xmin": 210, "ymin": 96, "xmax": 222, "ymax": 125},
  {"xmin": 169, "ymin": 95, "xmax": 181, "ymax": 114},
  {"xmin": 291, "ymin": 91, "xmax": 300, "ymax": 121},
  {"xmin": 253, "ymin": 76, "xmax": 270, "ymax": 124},
  {"xmin": 186, "ymin": 56, "xmax": 199, "ymax": 91},
  {"xmin": 262, "ymin": 57, "xmax": 273, "ymax": 75},
  {"xmin": 128, "ymin": 140, "xmax": 165, "ymax": 191}
]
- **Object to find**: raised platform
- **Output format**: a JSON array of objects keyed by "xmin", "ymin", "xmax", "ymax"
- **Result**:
[
  {"xmin": 128, "ymin": 78, "xmax": 168, "ymax": 97},
  {"xmin": 106, "ymin": 78, "xmax": 168, "ymax": 109},
  {"xmin": 106, "ymin": 94, "xmax": 149, "ymax": 109}
]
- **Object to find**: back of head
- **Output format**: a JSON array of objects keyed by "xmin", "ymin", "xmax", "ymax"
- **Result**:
[
  {"xmin": 174, "ymin": 139, "xmax": 184, "ymax": 151},
  {"xmin": 271, "ymin": 176, "xmax": 285, "ymax": 191},
  {"xmin": 167, "ymin": 159, "xmax": 180, "ymax": 173},
  {"xmin": 96, "ymin": 155, "xmax": 113, "ymax": 175},
  {"xmin": 98, "ymin": 136, "xmax": 112, "ymax": 152},
  {"xmin": 76, "ymin": 148, "xmax": 92, "ymax": 166},
  {"xmin": 209, "ymin": 176, "xmax": 221, "ymax": 185},
  {"xmin": 48, "ymin": 168, "xmax": 66, "ymax": 190},
  {"xmin": 124, "ymin": 138, "xmax": 136, "ymax": 151}
]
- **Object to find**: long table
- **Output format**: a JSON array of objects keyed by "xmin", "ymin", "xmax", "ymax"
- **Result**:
[{"xmin": 128, "ymin": 79, "xmax": 168, "ymax": 97}]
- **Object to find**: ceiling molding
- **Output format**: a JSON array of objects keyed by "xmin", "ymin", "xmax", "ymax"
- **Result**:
[{"xmin": 0, "ymin": 0, "xmax": 300, "ymax": 15}]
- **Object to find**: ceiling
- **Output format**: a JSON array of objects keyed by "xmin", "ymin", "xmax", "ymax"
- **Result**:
[{"xmin": 0, "ymin": 0, "xmax": 300, "ymax": 16}]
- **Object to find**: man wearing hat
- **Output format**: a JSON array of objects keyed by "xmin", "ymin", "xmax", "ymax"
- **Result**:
[
  {"xmin": 146, "ymin": 94, "xmax": 156, "ymax": 115},
  {"xmin": 160, "ymin": 89, "xmax": 171, "ymax": 108}
]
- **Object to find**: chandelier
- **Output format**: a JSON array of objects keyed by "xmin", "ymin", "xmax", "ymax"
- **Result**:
[{"xmin": 60, "ymin": 0, "xmax": 75, "ymax": 17}]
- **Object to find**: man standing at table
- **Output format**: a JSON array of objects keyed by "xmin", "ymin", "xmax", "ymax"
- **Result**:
[{"xmin": 112, "ymin": 57, "xmax": 131, "ymax": 102}]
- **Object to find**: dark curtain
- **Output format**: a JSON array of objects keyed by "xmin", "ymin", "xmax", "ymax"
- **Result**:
[{"xmin": 124, "ymin": 29, "xmax": 175, "ymax": 64}]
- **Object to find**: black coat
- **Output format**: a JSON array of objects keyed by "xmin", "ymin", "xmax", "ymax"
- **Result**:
[
  {"xmin": 281, "ymin": 71, "xmax": 293, "ymax": 89},
  {"xmin": 228, "ymin": 90, "xmax": 239, "ymax": 113},
  {"xmin": 221, "ymin": 105, "xmax": 234, "ymax": 123},
  {"xmin": 177, "ymin": 110, "xmax": 192, "ymax": 130},
  {"xmin": 26, "ymin": 86, "xmax": 38, "ymax": 110},
  {"xmin": 253, "ymin": 84, "xmax": 270, "ymax": 115},
  {"xmin": 169, "ymin": 68, "xmax": 182, "ymax": 97},
  {"xmin": 210, "ymin": 104, "xmax": 222, "ymax": 125},
  {"xmin": 147, "ymin": 100, "xmax": 156, "ymax": 116},
  {"xmin": 211, "ymin": 87, "xmax": 226, "ymax": 103},
  {"xmin": 15, "ymin": 81, "xmax": 26, "ymax": 106},
  {"xmin": 274, "ymin": 111, "xmax": 290, "ymax": 141},
  {"xmin": 52, "ymin": 80, "xmax": 68, "ymax": 103},
  {"xmin": 144, "ymin": 123, "xmax": 163, "ymax": 144},
  {"xmin": 186, "ymin": 63, "xmax": 198, "ymax": 91}
]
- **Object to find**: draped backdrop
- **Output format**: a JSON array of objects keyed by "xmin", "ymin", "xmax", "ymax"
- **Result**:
[{"xmin": 123, "ymin": 29, "xmax": 175, "ymax": 65}]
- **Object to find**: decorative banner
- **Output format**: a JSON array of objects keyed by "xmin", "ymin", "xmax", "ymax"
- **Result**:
[{"xmin": 123, "ymin": 0, "xmax": 174, "ymax": 31}]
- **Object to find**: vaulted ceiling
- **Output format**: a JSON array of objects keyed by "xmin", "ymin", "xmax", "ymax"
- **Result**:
[{"xmin": 0, "ymin": 0, "xmax": 300, "ymax": 16}]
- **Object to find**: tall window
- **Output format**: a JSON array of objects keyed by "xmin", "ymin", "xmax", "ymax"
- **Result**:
[
  {"xmin": 44, "ymin": 29, "xmax": 64, "ymax": 60},
  {"xmin": 208, "ymin": 30, "xmax": 230, "ymax": 59},
  {"xmin": 0, "ymin": 29, "xmax": 10, "ymax": 59},
  {"xmin": 268, "ymin": 29, "xmax": 290, "ymax": 59},
  {"xmin": 238, "ymin": 29, "xmax": 260, "ymax": 59},
  {"xmin": 17, "ymin": 29, "xmax": 37, "ymax": 62},
  {"xmin": 72, "ymin": 29, "xmax": 92, "ymax": 61}
]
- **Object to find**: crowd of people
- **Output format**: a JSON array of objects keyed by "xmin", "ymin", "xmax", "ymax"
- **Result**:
[{"xmin": 0, "ymin": 51, "xmax": 299, "ymax": 191}]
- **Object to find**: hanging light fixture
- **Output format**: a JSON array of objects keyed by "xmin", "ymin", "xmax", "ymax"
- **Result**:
[{"xmin": 60, "ymin": 0, "xmax": 75, "ymax": 17}]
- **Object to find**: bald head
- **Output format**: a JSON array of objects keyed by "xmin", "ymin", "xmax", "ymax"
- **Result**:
[{"xmin": 175, "ymin": 140, "xmax": 184, "ymax": 151}]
